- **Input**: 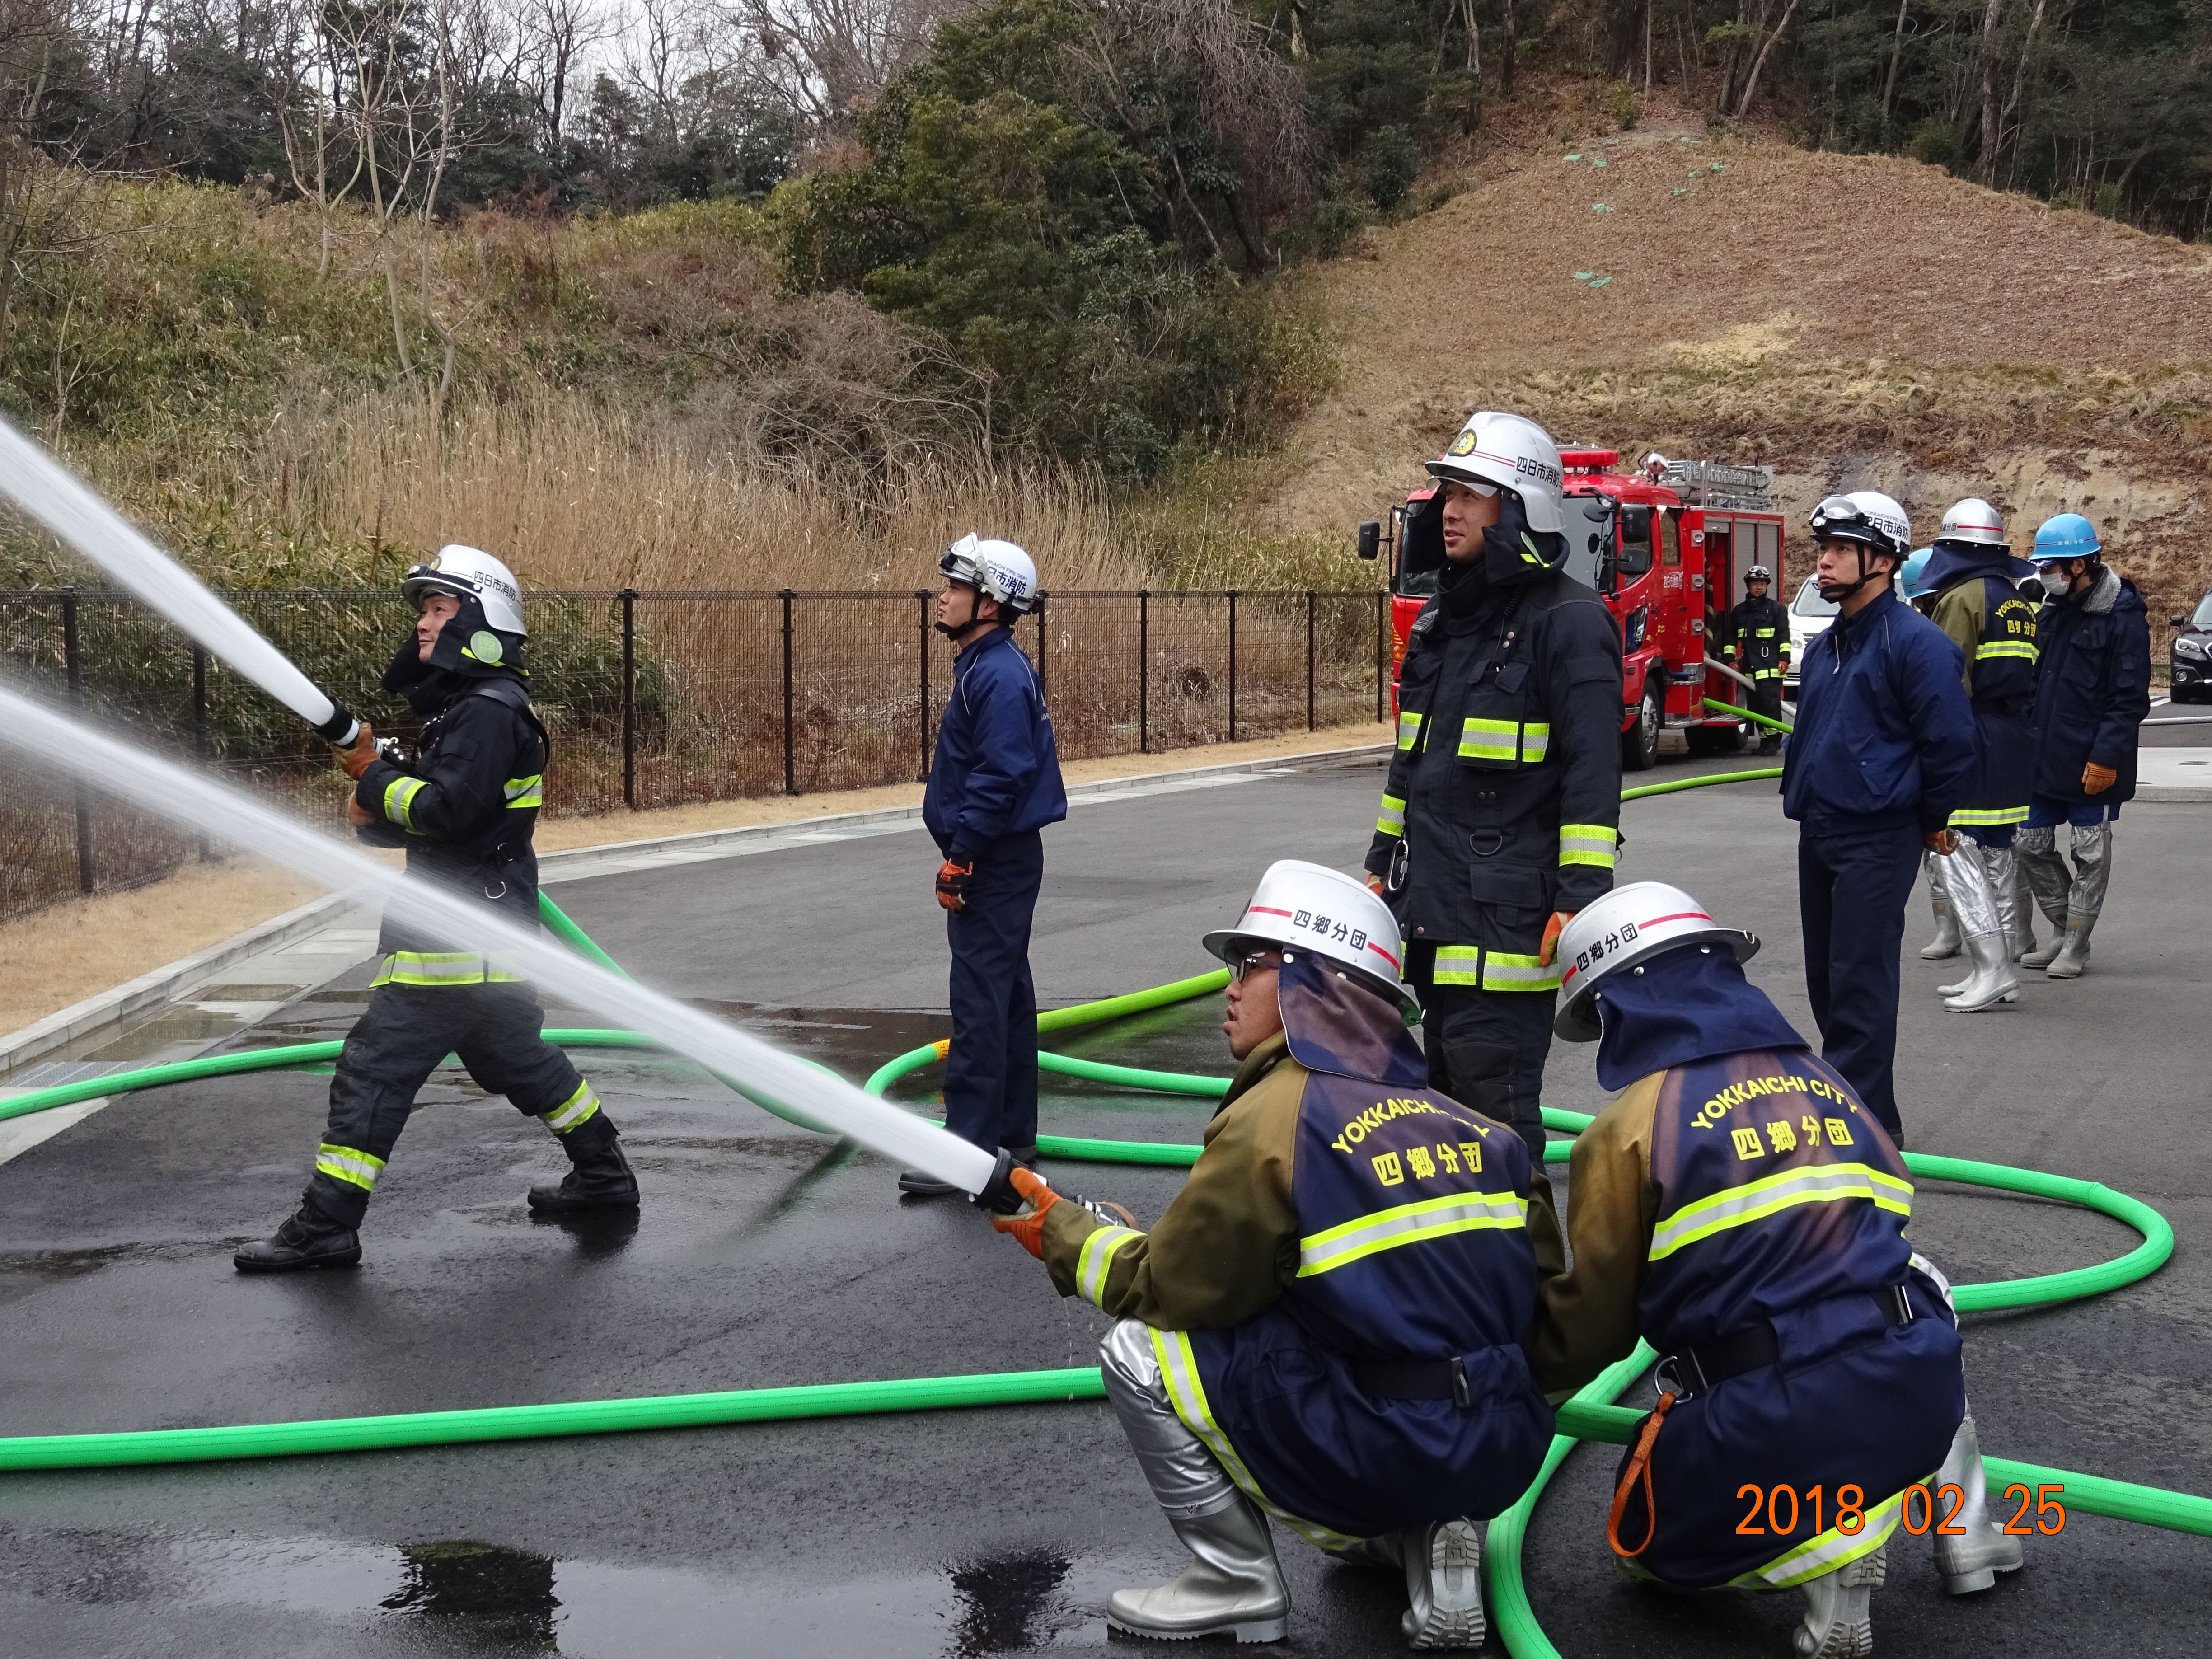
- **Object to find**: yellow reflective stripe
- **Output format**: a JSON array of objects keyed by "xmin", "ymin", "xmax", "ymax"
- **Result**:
[
  {"xmin": 1458, "ymin": 717, "xmax": 1518, "ymax": 762},
  {"xmin": 1433, "ymin": 945, "xmax": 1483, "ymax": 986},
  {"xmin": 539, "ymin": 1080, "xmax": 600, "ymax": 1134},
  {"xmin": 1753, "ymin": 628, "xmax": 1777, "ymax": 637},
  {"xmin": 1648, "ymin": 1163, "xmax": 1914, "ymax": 1263},
  {"xmin": 1737, "ymin": 1489, "xmax": 1906, "ymax": 1588},
  {"xmin": 1521, "ymin": 722, "xmax": 1551, "ymax": 762},
  {"xmin": 1376, "ymin": 793, "xmax": 1406, "ymax": 838},
  {"xmin": 503, "ymin": 774, "xmax": 544, "ymax": 807},
  {"xmin": 315, "ymin": 1142, "xmax": 385, "ymax": 1191},
  {"xmin": 369, "ymin": 951, "xmax": 510, "ymax": 988},
  {"xmin": 1977, "ymin": 641, "xmax": 2038, "ymax": 660},
  {"xmin": 1076, "ymin": 1226, "xmax": 1144, "ymax": 1307},
  {"xmin": 1151, "ymin": 1328, "xmax": 1362, "ymax": 1550},
  {"xmin": 1297, "ymin": 1190, "xmax": 1528, "ymax": 1276},
  {"xmin": 382, "ymin": 775, "xmax": 427, "ymax": 830},
  {"xmin": 1949, "ymin": 805, "xmax": 2029, "ymax": 826},
  {"xmin": 1560, "ymin": 823, "xmax": 1618, "ymax": 868},
  {"xmin": 1482, "ymin": 951, "xmax": 1562, "ymax": 991},
  {"xmin": 1397, "ymin": 711, "xmax": 1424, "ymax": 751}
]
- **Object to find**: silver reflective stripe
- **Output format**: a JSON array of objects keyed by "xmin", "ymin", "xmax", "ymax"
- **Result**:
[
  {"xmin": 539, "ymin": 1081, "xmax": 600, "ymax": 1133},
  {"xmin": 1297, "ymin": 1191, "xmax": 1528, "ymax": 1276},
  {"xmin": 1648, "ymin": 1162, "xmax": 1914, "ymax": 1262},
  {"xmin": 1744, "ymin": 1490, "xmax": 1907, "ymax": 1588},
  {"xmin": 1076, "ymin": 1226, "xmax": 1143, "ymax": 1306},
  {"xmin": 315, "ymin": 1143, "xmax": 385, "ymax": 1191},
  {"xmin": 1376, "ymin": 793, "xmax": 1406, "ymax": 837}
]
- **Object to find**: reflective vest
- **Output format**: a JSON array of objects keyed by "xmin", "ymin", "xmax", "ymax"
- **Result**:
[
  {"xmin": 1639, "ymin": 1048, "xmax": 1915, "ymax": 1354},
  {"xmin": 1171, "ymin": 1068, "xmax": 1550, "ymax": 1542},
  {"xmin": 1942, "ymin": 576, "xmax": 2038, "ymax": 828},
  {"xmin": 1961, "ymin": 576, "xmax": 2039, "ymax": 708}
]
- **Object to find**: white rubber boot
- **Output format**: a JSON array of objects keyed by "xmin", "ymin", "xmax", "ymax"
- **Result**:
[
  {"xmin": 1793, "ymin": 1543, "xmax": 1885, "ymax": 1658},
  {"xmin": 1107, "ymin": 1495, "xmax": 1289, "ymax": 1643},
  {"xmin": 1401, "ymin": 1518, "xmax": 1485, "ymax": 1650},
  {"xmin": 1943, "ymin": 933, "xmax": 2019, "ymax": 1012},
  {"xmin": 1918, "ymin": 852, "xmax": 1960, "ymax": 960},
  {"xmin": 1932, "ymin": 1415, "xmax": 2026, "ymax": 1594}
]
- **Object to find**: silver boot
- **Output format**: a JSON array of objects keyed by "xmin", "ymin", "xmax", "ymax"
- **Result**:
[
  {"xmin": 2045, "ymin": 912, "xmax": 2099, "ymax": 979},
  {"xmin": 2011, "ymin": 858, "xmax": 2039, "ymax": 962},
  {"xmin": 1918, "ymin": 850, "xmax": 1960, "ymax": 959},
  {"xmin": 2016, "ymin": 826, "xmax": 2071, "ymax": 969},
  {"xmin": 1794, "ymin": 1543, "xmax": 1885, "ymax": 1659},
  {"xmin": 1931, "ymin": 1414, "xmax": 2025, "ymax": 1594},
  {"xmin": 1937, "ymin": 842, "xmax": 2017, "ymax": 1008},
  {"xmin": 1400, "ymin": 1518, "xmax": 1484, "ymax": 1650},
  {"xmin": 2046, "ymin": 821, "xmax": 2110, "ymax": 979},
  {"xmin": 1106, "ymin": 1495, "xmax": 1290, "ymax": 1644},
  {"xmin": 1944, "ymin": 933, "xmax": 2019, "ymax": 1011}
]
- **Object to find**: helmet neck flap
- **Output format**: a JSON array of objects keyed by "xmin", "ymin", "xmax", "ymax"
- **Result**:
[
  {"xmin": 1275, "ymin": 951, "xmax": 1427, "ymax": 1091},
  {"xmin": 1590, "ymin": 943, "xmax": 1808, "ymax": 1092}
]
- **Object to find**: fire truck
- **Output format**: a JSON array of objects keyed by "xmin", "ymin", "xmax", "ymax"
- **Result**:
[{"xmin": 1357, "ymin": 450, "xmax": 1786, "ymax": 771}]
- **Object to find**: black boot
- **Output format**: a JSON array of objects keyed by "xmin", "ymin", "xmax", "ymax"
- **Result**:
[
  {"xmin": 234, "ymin": 1200, "xmax": 361, "ymax": 1273},
  {"xmin": 528, "ymin": 1119, "xmax": 640, "ymax": 1213}
]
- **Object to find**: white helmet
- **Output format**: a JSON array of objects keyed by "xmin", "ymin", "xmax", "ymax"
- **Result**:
[
  {"xmin": 1202, "ymin": 859, "xmax": 1417, "ymax": 1019},
  {"xmin": 403, "ymin": 544, "xmax": 527, "ymax": 636},
  {"xmin": 1807, "ymin": 490, "xmax": 1912, "ymax": 563},
  {"xmin": 1425, "ymin": 412, "xmax": 1567, "ymax": 535},
  {"xmin": 941, "ymin": 533, "xmax": 1039, "ymax": 616},
  {"xmin": 1554, "ymin": 881, "xmax": 1759, "ymax": 1041},
  {"xmin": 1936, "ymin": 497, "xmax": 2006, "ymax": 550}
]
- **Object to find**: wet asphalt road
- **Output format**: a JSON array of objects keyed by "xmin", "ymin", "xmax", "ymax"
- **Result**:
[{"xmin": 2, "ymin": 750, "xmax": 2206, "ymax": 1659}]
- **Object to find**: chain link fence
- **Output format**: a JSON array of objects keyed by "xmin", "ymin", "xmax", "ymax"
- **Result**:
[{"xmin": 0, "ymin": 586, "xmax": 1389, "ymax": 925}]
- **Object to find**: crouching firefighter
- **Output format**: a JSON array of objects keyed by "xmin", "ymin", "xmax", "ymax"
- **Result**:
[
  {"xmin": 1527, "ymin": 882, "xmax": 2022, "ymax": 1658},
  {"xmin": 989, "ymin": 861, "xmax": 1553, "ymax": 1650},
  {"xmin": 236, "ymin": 546, "xmax": 638, "ymax": 1273}
]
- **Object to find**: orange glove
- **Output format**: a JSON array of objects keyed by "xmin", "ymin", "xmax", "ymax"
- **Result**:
[
  {"xmin": 347, "ymin": 794, "xmax": 374, "ymax": 827},
  {"xmin": 1539, "ymin": 910, "xmax": 1573, "ymax": 968},
  {"xmin": 334, "ymin": 722, "xmax": 379, "ymax": 780},
  {"xmin": 935, "ymin": 857, "xmax": 974, "ymax": 912},
  {"xmin": 2082, "ymin": 761, "xmax": 2117, "ymax": 796},
  {"xmin": 1366, "ymin": 872, "xmax": 1385, "ymax": 895},
  {"xmin": 1923, "ymin": 827, "xmax": 1960, "ymax": 854},
  {"xmin": 989, "ymin": 1166, "xmax": 1058, "ymax": 1259}
]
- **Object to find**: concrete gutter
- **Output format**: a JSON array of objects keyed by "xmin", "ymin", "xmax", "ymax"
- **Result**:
[
  {"xmin": 0, "ymin": 891, "xmax": 351, "ymax": 1076},
  {"xmin": 0, "ymin": 744, "xmax": 1390, "ymax": 1069}
]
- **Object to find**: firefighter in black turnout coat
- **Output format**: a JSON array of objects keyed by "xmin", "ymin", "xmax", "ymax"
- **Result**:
[
  {"xmin": 237, "ymin": 546, "xmax": 638, "ymax": 1273},
  {"xmin": 1363, "ymin": 412, "xmax": 1623, "ymax": 1231},
  {"xmin": 1726, "ymin": 564, "xmax": 1791, "ymax": 753}
]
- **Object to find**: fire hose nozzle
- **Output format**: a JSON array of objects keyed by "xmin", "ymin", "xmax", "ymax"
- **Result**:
[
  {"xmin": 313, "ymin": 703, "xmax": 362, "ymax": 750},
  {"xmin": 970, "ymin": 1147, "xmax": 1025, "ymax": 1215}
]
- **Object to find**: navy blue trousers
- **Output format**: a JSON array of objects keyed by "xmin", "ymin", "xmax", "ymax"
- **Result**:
[
  {"xmin": 1797, "ymin": 824, "xmax": 1921, "ymax": 1144},
  {"xmin": 944, "ymin": 829, "xmax": 1043, "ymax": 1154}
]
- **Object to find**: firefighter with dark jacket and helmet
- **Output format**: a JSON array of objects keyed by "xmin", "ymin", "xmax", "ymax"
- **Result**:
[
  {"xmin": 1727, "ymin": 564, "xmax": 1791, "ymax": 754},
  {"xmin": 236, "ymin": 546, "xmax": 637, "ymax": 1273},
  {"xmin": 1363, "ymin": 410, "xmax": 1624, "ymax": 1207}
]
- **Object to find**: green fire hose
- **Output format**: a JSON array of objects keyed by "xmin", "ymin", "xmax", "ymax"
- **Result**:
[{"xmin": 0, "ymin": 764, "xmax": 2203, "ymax": 1659}]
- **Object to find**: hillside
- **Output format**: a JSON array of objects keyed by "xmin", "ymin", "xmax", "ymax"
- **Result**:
[{"xmin": 1255, "ymin": 101, "xmax": 2212, "ymax": 640}]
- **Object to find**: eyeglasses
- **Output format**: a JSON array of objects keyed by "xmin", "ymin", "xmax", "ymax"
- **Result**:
[{"xmin": 1232, "ymin": 949, "xmax": 1285, "ymax": 983}]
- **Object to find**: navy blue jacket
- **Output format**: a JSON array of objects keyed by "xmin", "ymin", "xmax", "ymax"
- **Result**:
[
  {"xmin": 2028, "ymin": 566, "xmax": 2151, "ymax": 804},
  {"xmin": 1781, "ymin": 587, "xmax": 1975, "ymax": 834},
  {"xmin": 924, "ymin": 626, "xmax": 1068, "ymax": 859}
]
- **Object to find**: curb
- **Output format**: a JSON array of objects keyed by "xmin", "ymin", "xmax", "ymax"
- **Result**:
[
  {"xmin": 0, "ymin": 742, "xmax": 1390, "ymax": 1069},
  {"xmin": 537, "ymin": 741, "xmax": 1391, "ymax": 877},
  {"xmin": 0, "ymin": 891, "xmax": 352, "ymax": 1077}
]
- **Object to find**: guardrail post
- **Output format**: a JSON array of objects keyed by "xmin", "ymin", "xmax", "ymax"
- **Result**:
[
  {"xmin": 917, "ymin": 589, "xmax": 931, "ymax": 782},
  {"xmin": 1306, "ymin": 589, "xmax": 1317, "ymax": 732},
  {"xmin": 61, "ymin": 588, "xmax": 94, "ymax": 894},
  {"xmin": 1227, "ymin": 589, "xmax": 1238, "ymax": 743},
  {"xmin": 1138, "ymin": 589, "xmax": 1150, "ymax": 754},
  {"xmin": 780, "ymin": 588, "xmax": 797, "ymax": 795},
  {"xmin": 619, "ymin": 587, "xmax": 637, "ymax": 809},
  {"xmin": 192, "ymin": 643, "xmax": 212, "ymax": 860}
]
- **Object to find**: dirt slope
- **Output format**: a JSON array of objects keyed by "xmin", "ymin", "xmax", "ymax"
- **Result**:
[{"xmin": 1257, "ymin": 102, "xmax": 2212, "ymax": 637}]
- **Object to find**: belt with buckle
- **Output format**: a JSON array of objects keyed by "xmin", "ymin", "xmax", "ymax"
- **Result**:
[
  {"xmin": 1655, "ymin": 1284, "xmax": 1915, "ymax": 1400},
  {"xmin": 1349, "ymin": 1355, "xmax": 1474, "ymax": 1408}
]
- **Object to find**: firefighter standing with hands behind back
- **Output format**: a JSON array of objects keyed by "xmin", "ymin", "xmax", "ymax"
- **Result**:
[
  {"xmin": 236, "ymin": 546, "xmax": 638, "ymax": 1273},
  {"xmin": 1363, "ymin": 411, "xmax": 1623, "ymax": 1186},
  {"xmin": 899, "ymin": 535, "xmax": 1068, "ymax": 1199},
  {"xmin": 1727, "ymin": 564, "xmax": 1791, "ymax": 754}
]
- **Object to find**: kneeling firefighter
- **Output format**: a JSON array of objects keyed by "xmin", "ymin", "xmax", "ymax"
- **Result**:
[
  {"xmin": 989, "ymin": 862, "xmax": 1553, "ymax": 1649},
  {"xmin": 237, "ymin": 547, "xmax": 637, "ymax": 1273},
  {"xmin": 1923, "ymin": 500, "xmax": 2040, "ymax": 1011},
  {"xmin": 1526, "ymin": 882, "xmax": 2021, "ymax": 1658}
]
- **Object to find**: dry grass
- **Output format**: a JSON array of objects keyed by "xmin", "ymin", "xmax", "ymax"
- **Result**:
[{"xmin": 0, "ymin": 857, "xmax": 323, "ymax": 1037}]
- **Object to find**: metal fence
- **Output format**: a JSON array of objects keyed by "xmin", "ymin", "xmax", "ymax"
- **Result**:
[{"xmin": 0, "ymin": 586, "xmax": 1390, "ymax": 925}]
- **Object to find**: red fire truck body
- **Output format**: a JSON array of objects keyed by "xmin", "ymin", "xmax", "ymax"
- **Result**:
[{"xmin": 1362, "ymin": 450, "xmax": 1786, "ymax": 771}]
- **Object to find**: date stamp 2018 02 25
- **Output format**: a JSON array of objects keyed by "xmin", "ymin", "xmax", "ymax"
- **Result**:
[{"xmin": 1734, "ymin": 1482, "xmax": 2067, "ymax": 1538}]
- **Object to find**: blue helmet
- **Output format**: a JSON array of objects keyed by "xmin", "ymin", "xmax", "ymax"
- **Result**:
[
  {"xmin": 1898, "ymin": 548, "xmax": 1935, "ymax": 599},
  {"xmin": 2033, "ymin": 512, "xmax": 2101, "ymax": 563}
]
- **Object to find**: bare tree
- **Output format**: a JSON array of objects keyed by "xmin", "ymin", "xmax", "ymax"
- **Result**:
[
  {"xmin": 0, "ymin": 0, "xmax": 102, "ymax": 370},
  {"xmin": 517, "ymin": 0, "xmax": 613, "ymax": 159},
  {"xmin": 737, "ymin": 0, "xmax": 960, "ymax": 128}
]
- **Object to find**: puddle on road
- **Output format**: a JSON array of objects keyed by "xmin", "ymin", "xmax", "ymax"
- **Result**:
[{"xmin": 21, "ymin": 1528, "xmax": 1107, "ymax": 1655}]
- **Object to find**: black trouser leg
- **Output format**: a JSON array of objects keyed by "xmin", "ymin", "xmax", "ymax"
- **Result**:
[
  {"xmin": 453, "ymin": 981, "xmax": 608, "ymax": 1152},
  {"xmin": 1407, "ymin": 967, "xmax": 1557, "ymax": 1172},
  {"xmin": 1797, "ymin": 825, "xmax": 1920, "ymax": 1144},
  {"xmin": 1750, "ymin": 682, "xmax": 1785, "ymax": 751},
  {"xmin": 307, "ymin": 987, "xmax": 462, "ymax": 1229}
]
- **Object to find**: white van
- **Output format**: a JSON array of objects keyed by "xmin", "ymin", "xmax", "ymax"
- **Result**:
[{"xmin": 1786, "ymin": 577, "xmax": 1837, "ymax": 698}]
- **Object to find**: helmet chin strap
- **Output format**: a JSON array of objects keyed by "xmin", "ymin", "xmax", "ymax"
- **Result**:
[{"xmin": 934, "ymin": 585, "xmax": 990, "ymax": 640}]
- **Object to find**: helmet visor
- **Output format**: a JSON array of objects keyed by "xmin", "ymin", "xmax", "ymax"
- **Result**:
[{"xmin": 1808, "ymin": 496, "xmax": 1865, "ymax": 534}]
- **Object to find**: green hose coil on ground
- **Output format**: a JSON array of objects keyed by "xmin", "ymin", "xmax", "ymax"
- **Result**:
[{"xmin": 0, "ymin": 776, "xmax": 2204, "ymax": 1659}]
